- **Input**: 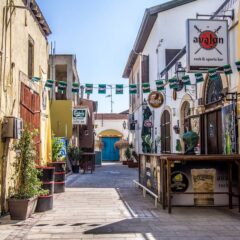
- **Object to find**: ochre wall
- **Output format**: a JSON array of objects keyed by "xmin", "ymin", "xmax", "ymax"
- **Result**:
[
  {"xmin": 0, "ymin": 0, "xmax": 51, "ymax": 213},
  {"xmin": 50, "ymin": 100, "xmax": 73, "ymax": 139}
]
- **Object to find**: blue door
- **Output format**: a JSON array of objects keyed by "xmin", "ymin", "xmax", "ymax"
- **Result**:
[{"xmin": 102, "ymin": 137, "xmax": 120, "ymax": 161}]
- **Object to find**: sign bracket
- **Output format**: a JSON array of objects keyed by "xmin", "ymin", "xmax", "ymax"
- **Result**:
[{"xmin": 196, "ymin": 10, "xmax": 234, "ymax": 21}]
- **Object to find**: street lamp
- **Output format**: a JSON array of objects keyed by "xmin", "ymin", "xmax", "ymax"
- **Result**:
[
  {"xmin": 174, "ymin": 62, "xmax": 186, "ymax": 92},
  {"xmin": 122, "ymin": 120, "xmax": 127, "ymax": 130}
]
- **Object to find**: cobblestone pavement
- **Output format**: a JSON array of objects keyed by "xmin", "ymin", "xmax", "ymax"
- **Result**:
[{"xmin": 1, "ymin": 162, "xmax": 240, "ymax": 240}]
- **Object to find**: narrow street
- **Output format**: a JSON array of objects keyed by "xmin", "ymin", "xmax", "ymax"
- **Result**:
[{"xmin": 1, "ymin": 163, "xmax": 240, "ymax": 240}]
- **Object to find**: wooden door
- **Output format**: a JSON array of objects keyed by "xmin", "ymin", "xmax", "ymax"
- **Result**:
[
  {"xmin": 20, "ymin": 83, "xmax": 41, "ymax": 163},
  {"xmin": 101, "ymin": 137, "xmax": 120, "ymax": 161},
  {"xmin": 206, "ymin": 110, "xmax": 222, "ymax": 154},
  {"xmin": 161, "ymin": 110, "xmax": 171, "ymax": 153}
]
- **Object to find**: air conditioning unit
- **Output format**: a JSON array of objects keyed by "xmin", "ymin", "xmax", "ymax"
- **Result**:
[{"xmin": 2, "ymin": 117, "xmax": 23, "ymax": 139}]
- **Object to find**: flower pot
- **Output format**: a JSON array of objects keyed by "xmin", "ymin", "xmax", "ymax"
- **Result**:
[
  {"xmin": 122, "ymin": 161, "xmax": 128, "ymax": 165},
  {"xmin": 36, "ymin": 195, "xmax": 53, "ymax": 212},
  {"xmin": 36, "ymin": 166, "xmax": 55, "ymax": 182},
  {"xmin": 49, "ymin": 162, "xmax": 66, "ymax": 172},
  {"xmin": 72, "ymin": 165, "xmax": 80, "ymax": 173},
  {"xmin": 8, "ymin": 197, "xmax": 38, "ymax": 220}
]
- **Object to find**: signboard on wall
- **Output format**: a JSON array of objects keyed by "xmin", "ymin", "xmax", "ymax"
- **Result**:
[
  {"xmin": 186, "ymin": 19, "xmax": 228, "ymax": 72},
  {"xmin": 72, "ymin": 108, "xmax": 88, "ymax": 125}
]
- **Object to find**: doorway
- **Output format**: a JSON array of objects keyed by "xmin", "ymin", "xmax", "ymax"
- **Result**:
[{"xmin": 102, "ymin": 137, "xmax": 120, "ymax": 161}]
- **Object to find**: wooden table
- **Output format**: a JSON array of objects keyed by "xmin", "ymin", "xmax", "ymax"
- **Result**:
[
  {"xmin": 160, "ymin": 154, "xmax": 240, "ymax": 213},
  {"xmin": 81, "ymin": 153, "xmax": 96, "ymax": 174}
]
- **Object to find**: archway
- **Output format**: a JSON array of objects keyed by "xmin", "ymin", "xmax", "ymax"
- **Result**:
[
  {"xmin": 160, "ymin": 110, "xmax": 171, "ymax": 153},
  {"xmin": 98, "ymin": 129, "xmax": 122, "ymax": 161},
  {"xmin": 201, "ymin": 74, "xmax": 223, "ymax": 154}
]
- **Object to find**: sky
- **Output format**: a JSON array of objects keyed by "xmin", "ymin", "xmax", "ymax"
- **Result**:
[{"xmin": 37, "ymin": 0, "xmax": 165, "ymax": 113}]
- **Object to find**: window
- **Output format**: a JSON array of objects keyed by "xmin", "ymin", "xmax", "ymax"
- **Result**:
[
  {"xmin": 28, "ymin": 36, "xmax": 34, "ymax": 79},
  {"xmin": 141, "ymin": 55, "xmax": 149, "ymax": 83},
  {"xmin": 165, "ymin": 49, "xmax": 181, "ymax": 66}
]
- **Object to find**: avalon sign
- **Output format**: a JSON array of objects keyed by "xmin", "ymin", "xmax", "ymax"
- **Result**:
[
  {"xmin": 72, "ymin": 108, "xmax": 88, "ymax": 125},
  {"xmin": 186, "ymin": 19, "xmax": 228, "ymax": 72}
]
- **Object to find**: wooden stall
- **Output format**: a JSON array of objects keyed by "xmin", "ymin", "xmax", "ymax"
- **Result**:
[{"xmin": 139, "ymin": 154, "xmax": 240, "ymax": 213}]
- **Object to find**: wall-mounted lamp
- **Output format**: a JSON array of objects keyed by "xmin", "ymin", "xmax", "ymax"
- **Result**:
[
  {"xmin": 142, "ymin": 98, "xmax": 148, "ymax": 111},
  {"xmin": 122, "ymin": 120, "xmax": 127, "ymax": 130}
]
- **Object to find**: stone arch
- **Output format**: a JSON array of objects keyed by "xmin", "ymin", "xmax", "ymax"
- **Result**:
[{"xmin": 98, "ymin": 129, "xmax": 123, "ymax": 138}]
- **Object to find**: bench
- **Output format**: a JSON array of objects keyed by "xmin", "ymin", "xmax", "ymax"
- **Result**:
[{"xmin": 133, "ymin": 180, "xmax": 158, "ymax": 208}]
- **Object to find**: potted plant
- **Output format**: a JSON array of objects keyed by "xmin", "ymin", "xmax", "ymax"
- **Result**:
[
  {"xmin": 114, "ymin": 140, "xmax": 129, "ymax": 164},
  {"xmin": 49, "ymin": 137, "xmax": 66, "ymax": 193},
  {"xmin": 67, "ymin": 146, "xmax": 82, "ymax": 173},
  {"xmin": 9, "ymin": 127, "xmax": 48, "ymax": 220},
  {"xmin": 123, "ymin": 146, "xmax": 132, "ymax": 166}
]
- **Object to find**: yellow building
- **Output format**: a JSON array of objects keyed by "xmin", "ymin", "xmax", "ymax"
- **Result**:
[{"xmin": 0, "ymin": 0, "xmax": 52, "ymax": 214}]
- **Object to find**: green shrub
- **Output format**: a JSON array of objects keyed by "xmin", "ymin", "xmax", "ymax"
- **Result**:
[{"xmin": 52, "ymin": 137, "xmax": 64, "ymax": 162}]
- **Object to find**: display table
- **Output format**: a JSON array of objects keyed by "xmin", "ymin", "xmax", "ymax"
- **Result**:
[
  {"xmin": 139, "ymin": 154, "xmax": 240, "ymax": 214},
  {"xmin": 81, "ymin": 153, "xmax": 96, "ymax": 174}
]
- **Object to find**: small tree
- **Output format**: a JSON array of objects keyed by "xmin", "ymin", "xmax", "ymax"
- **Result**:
[
  {"xmin": 12, "ymin": 127, "xmax": 47, "ymax": 199},
  {"xmin": 52, "ymin": 137, "xmax": 64, "ymax": 162}
]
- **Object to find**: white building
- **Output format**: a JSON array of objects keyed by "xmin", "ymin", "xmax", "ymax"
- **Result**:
[{"xmin": 123, "ymin": 0, "xmax": 240, "ymax": 154}]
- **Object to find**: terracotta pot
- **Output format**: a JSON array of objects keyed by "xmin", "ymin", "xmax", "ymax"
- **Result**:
[{"xmin": 8, "ymin": 197, "xmax": 38, "ymax": 220}]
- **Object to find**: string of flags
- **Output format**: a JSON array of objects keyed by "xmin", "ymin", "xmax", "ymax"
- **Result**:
[{"xmin": 43, "ymin": 61, "xmax": 240, "ymax": 94}]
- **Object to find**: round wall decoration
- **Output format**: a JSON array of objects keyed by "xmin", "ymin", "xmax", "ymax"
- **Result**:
[{"xmin": 147, "ymin": 91, "xmax": 164, "ymax": 108}]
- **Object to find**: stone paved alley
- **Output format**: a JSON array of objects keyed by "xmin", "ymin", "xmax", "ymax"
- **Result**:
[{"xmin": 1, "ymin": 163, "xmax": 240, "ymax": 240}]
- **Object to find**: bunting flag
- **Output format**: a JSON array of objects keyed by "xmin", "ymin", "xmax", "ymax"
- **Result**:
[
  {"xmin": 85, "ymin": 84, "xmax": 93, "ymax": 94},
  {"xmin": 235, "ymin": 61, "xmax": 240, "ymax": 72},
  {"xmin": 195, "ymin": 73, "xmax": 204, "ymax": 83},
  {"xmin": 129, "ymin": 84, "xmax": 137, "ymax": 94},
  {"xmin": 116, "ymin": 84, "xmax": 123, "ymax": 94},
  {"xmin": 32, "ymin": 77, "xmax": 41, "ymax": 82},
  {"xmin": 45, "ymin": 79, "xmax": 54, "ymax": 88},
  {"xmin": 156, "ymin": 80, "xmax": 165, "ymax": 91},
  {"xmin": 208, "ymin": 69, "xmax": 218, "ymax": 81},
  {"xmin": 182, "ymin": 75, "xmax": 191, "ymax": 86},
  {"xmin": 142, "ymin": 83, "xmax": 150, "ymax": 93},
  {"xmin": 98, "ymin": 84, "xmax": 106, "ymax": 94},
  {"xmin": 72, "ymin": 82, "xmax": 80, "ymax": 93},
  {"xmin": 58, "ymin": 81, "xmax": 67, "ymax": 92},
  {"xmin": 169, "ymin": 77, "xmax": 178, "ymax": 89},
  {"xmin": 223, "ymin": 64, "xmax": 233, "ymax": 75}
]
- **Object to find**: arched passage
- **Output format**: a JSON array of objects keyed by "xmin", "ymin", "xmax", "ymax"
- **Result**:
[{"xmin": 98, "ymin": 129, "xmax": 122, "ymax": 161}]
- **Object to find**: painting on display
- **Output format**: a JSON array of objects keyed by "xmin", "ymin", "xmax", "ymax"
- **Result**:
[{"xmin": 222, "ymin": 104, "xmax": 237, "ymax": 154}]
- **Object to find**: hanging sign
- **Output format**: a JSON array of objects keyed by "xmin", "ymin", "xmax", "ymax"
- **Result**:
[
  {"xmin": 72, "ymin": 108, "xmax": 88, "ymax": 125},
  {"xmin": 147, "ymin": 91, "xmax": 164, "ymax": 108},
  {"xmin": 186, "ymin": 19, "xmax": 228, "ymax": 72}
]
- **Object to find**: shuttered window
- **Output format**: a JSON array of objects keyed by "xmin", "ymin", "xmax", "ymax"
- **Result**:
[
  {"xmin": 165, "ymin": 49, "xmax": 181, "ymax": 67},
  {"xmin": 141, "ymin": 55, "xmax": 149, "ymax": 83},
  {"xmin": 28, "ymin": 36, "xmax": 34, "ymax": 79}
]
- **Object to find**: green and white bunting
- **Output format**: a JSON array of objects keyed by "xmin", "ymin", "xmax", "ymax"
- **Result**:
[
  {"xmin": 156, "ymin": 80, "xmax": 165, "ymax": 91},
  {"xmin": 182, "ymin": 75, "xmax": 191, "ymax": 86},
  {"xmin": 32, "ymin": 77, "xmax": 41, "ymax": 82},
  {"xmin": 98, "ymin": 84, "xmax": 106, "ymax": 94},
  {"xmin": 72, "ymin": 82, "xmax": 80, "ymax": 93},
  {"xmin": 45, "ymin": 79, "xmax": 54, "ymax": 88},
  {"xmin": 129, "ymin": 84, "xmax": 137, "ymax": 94},
  {"xmin": 58, "ymin": 81, "xmax": 67, "ymax": 92},
  {"xmin": 169, "ymin": 77, "xmax": 178, "ymax": 89},
  {"xmin": 223, "ymin": 64, "xmax": 233, "ymax": 75},
  {"xmin": 195, "ymin": 73, "xmax": 204, "ymax": 83},
  {"xmin": 235, "ymin": 61, "xmax": 240, "ymax": 72},
  {"xmin": 142, "ymin": 83, "xmax": 150, "ymax": 93},
  {"xmin": 208, "ymin": 69, "xmax": 218, "ymax": 81},
  {"xmin": 116, "ymin": 84, "xmax": 123, "ymax": 94},
  {"xmin": 85, "ymin": 84, "xmax": 93, "ymax": 94}
]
